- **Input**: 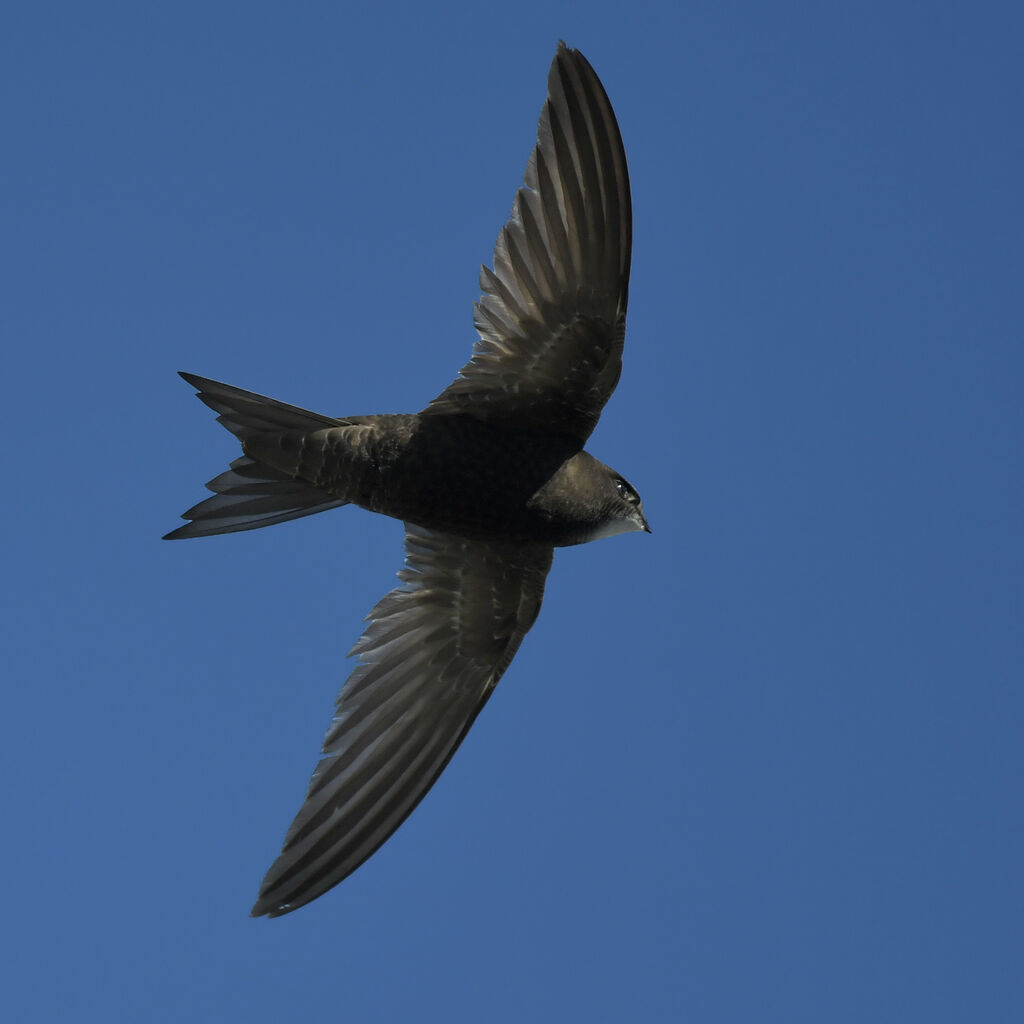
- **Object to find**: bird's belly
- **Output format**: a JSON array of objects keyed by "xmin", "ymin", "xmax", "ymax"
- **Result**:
[{"xmin": 355, "ymin": 415, "xmax": 580, "ymax": 543}]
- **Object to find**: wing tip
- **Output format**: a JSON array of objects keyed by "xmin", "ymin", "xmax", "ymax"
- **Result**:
[{"xmin": 249, "ymin": 897, "xmax": 281, "ymax": 919}]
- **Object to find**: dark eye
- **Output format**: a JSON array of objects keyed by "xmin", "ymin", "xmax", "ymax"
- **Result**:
[{"xmin": 615, "ymin": 478, "xmax": 638, "ymax": 503}]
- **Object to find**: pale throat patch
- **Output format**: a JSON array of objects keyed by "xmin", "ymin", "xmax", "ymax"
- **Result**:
[{"xmin": 586, "ymin": 516, "xmax": 644, "ymax": 542}]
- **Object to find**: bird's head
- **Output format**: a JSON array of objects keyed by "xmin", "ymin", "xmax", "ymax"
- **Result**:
[{"xmin": 529, "ymin": 451, "xmax": 650, "ymax": 545}]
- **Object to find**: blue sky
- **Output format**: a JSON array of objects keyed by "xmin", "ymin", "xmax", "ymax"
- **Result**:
[{"xmin": 4, "ymin": 1, "xmax": 1021, "ymax": 1020}]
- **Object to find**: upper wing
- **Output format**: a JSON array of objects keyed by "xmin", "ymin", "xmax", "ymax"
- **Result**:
[
  {"xmin": 426, "ymin": 43, "xmax": 632, "ymax": 443},
  {"xmin": 251, "ymin": 525, "xmax": 554, "ymax": 917}
]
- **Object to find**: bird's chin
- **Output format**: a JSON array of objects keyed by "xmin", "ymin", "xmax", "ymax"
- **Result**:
[{"xmin": 585, "ymin": 516, "xmax": 649, "ymax": 542}]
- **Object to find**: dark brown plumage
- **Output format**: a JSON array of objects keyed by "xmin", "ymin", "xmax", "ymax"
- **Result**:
[{"xmin": 166, "ymin": 43, "xmax": 648, "ymax": 917}]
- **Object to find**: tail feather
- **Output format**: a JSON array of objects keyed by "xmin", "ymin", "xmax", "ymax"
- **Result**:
[
  {"xmin": 165, "ymin": 457, "xmax": 348, "ymax": 539},
  {"xmin": 179, "ymin": 371, "xmax": 342, "ymax": 440},
  {"xmin": 165, "ymin": 373, "xmax": 350, "ymax": 540}
]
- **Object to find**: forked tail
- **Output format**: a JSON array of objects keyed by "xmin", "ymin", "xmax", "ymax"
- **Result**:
[{"xmin": 164, "ymin": 372, "xmax": 349, "ymax": 539}]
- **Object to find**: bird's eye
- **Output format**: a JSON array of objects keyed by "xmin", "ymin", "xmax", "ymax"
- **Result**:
[{"xmin": 615, "ymin": 478, "xmax": 638, "ymax": 503}]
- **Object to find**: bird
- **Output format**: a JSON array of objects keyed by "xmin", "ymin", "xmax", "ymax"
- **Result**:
[{"xmin": 166, "ymin": 42, "xmax": 648, "ymax": 917}]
